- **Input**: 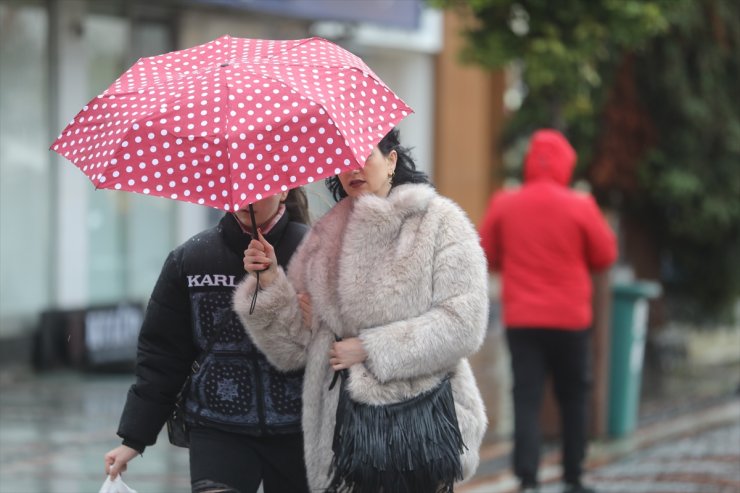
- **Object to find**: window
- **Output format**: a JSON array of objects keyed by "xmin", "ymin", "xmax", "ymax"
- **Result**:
[
  {"xmin": 83, "ymin": 13, "xmax": 177, "ymax": 304},
  {"xmin": 0, "ymin": 4, "xmax": 51, "ymax": 322}
]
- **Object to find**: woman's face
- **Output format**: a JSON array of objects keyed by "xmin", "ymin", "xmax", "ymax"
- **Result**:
[
  {"xmin": 338, "ymin": 146, "xmax": 396, "ymax": 199},
  {"xmin": 234, "ymin": 191, "xmax": 287, "ymax": 230}
]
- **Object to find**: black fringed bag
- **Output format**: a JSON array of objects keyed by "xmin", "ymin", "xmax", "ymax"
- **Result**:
[{"xmin": 327, "ymin": 370, "xmax": 466, "ymax": 493}]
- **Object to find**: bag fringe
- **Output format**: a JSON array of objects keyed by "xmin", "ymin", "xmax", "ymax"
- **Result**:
[{"xmin": 328, "ymin": 375, "xmax": 465, "ymax": 493}]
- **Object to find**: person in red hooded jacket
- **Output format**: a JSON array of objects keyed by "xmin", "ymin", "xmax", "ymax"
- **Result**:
[{"xmin": 479, "ymin": 129, "xmax": 617, "ymax": 493}]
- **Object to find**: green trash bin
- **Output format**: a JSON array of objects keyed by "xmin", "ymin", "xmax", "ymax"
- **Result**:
[{"xmin": 608, "ymin": 281, "xmax": 661, "ymax": 437}]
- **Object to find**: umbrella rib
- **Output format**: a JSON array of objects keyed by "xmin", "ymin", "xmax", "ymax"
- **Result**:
[
  {"xmin": 274, "ymin": 37, "xmax": 373, "ymax": 76},
  {"xmin": 230, "ymin": 64, "xmax": 378, "ymax": 166},
  {"xmin": 261, "ymin": 36, "xmax": 316, "ymax": 63},
  {"xmin": 104, "ymin": 35, "xmax": 235, "ymax": 96},
  {"xmin": 104, "ymin": 63, "xmax": 225, "ymax": 99},
  {"xmin": 224, "ymin": 34, "xmax": 238, "ymax": 210},
  {"xmin": 223, "ymin": 81, "xmax": 237, "ymax": 211}
]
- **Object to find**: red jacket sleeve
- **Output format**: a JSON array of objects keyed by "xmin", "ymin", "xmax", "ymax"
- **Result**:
[{"xmin": 581, "ymin": 195, "xmax": 618, "ymax": 271}]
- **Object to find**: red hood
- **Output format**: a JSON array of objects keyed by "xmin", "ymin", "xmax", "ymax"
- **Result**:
[{"xmin": 523, "ymin": 129, "xmax": 576, "ymax": 186}]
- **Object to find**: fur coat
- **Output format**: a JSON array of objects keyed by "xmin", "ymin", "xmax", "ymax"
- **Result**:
[{"xmin": 233, "ymin": 183, "xmax": 488, "ymax": 490}]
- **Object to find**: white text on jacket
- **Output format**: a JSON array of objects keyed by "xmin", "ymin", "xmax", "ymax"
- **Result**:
[{"xmin": 187, "ymin": 275, "xmax": 238, "ymax": 287}]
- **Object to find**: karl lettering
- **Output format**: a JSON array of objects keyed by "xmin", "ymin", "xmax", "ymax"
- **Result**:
[{"xmin": 187, "ymin": 274, "xmax": 237, "ymax": 287}]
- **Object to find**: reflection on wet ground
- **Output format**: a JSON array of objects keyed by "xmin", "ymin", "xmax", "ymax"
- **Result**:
[
  {"xmin": 1, "ymin": 360, "xmax": 738, "ymax": 493},
  {"xmin": 0, "ymin": 371, "xmax": 189, "ymax": 493}
]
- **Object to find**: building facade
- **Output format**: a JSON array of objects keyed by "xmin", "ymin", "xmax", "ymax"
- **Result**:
[{"xmin": 0, "ymin": 0, "xmax": 504, "ymax": 386}]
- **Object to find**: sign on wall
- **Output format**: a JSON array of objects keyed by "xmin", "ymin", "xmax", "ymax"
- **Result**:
[{"xmin": 84, "ymin": 304, "xmax": 143, "ymax": 366}]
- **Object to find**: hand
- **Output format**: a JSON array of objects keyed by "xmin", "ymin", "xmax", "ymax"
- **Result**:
[
  {"xmin": 329, "ymin": 337, "xmax": 367, "ymax": 370},
  {"xmin": 242, "ymin": 229, "xmax": 278, "ymax": 287},
  {"xmin": 104, "ymin": 444, "xmax": 139, "ymax": 480},
  {"xmin": 298, "ymin": 292, "xmax": 312, "ymax": 328}
]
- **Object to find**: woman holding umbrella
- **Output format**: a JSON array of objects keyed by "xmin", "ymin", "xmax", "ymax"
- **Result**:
[
  {"xmin": 234, "ymin": 128, "xmax": 488, "ymax": 492},
  {"xmin": 104, "ymin": 189, "xmax": 311, "ymax": 493}
]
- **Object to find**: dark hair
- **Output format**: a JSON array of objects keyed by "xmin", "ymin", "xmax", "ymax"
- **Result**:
[
  {"xmin": 284, "ymin": 187, "xmax": 310, "ymax": 225},
  {"xmin": 325, "ymin": 128, "xmax": 430, "ymax": 202}
]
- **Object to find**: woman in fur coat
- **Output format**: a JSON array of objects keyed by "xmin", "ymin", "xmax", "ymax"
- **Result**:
[{"xmin": 233, "ymin": 128, "xmax": 488, "ymax": 492}]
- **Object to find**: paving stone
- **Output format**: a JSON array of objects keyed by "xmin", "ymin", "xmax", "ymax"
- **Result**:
[
  {"xmin": 1, "ymin": 369, "xmax": 738, "ymax": 493},
  {"xmin": 459, "ymin": 399, "xmax": 739, "ymax": 493},
  {"xmin": 588, "ymin": 421, "xmax": 740, "ymax": 493}
]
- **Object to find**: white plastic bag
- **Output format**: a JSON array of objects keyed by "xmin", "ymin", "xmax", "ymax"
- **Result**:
[{"xmin": 98, "ymin": 475, "xmax": 138, "ymax": 493}]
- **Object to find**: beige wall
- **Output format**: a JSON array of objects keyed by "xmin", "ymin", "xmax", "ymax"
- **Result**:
[
  {"xmin": 434, "ymin": 11, "xmax": 505, "ymax": 226},
  {"xmin": 434, "ymin": 11, "xmax": 509, "ymax": 442}
]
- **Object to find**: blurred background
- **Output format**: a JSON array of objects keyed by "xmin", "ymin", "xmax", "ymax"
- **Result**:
[{"xmin": 0, "ymin": 0, "xmax": 738, "ymax": 492}]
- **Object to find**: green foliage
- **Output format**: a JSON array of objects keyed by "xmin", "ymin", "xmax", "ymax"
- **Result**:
[
  {"xmin": 432, "ymin": 0, "xmax": 740, "ymax": 318},
  {"xmin": 432, "ymin": 0, "xmax": 674, "ymax": 129},
  {"xmin": 635, "ymin": 0, "xmax": 740, "ymax": 313}
]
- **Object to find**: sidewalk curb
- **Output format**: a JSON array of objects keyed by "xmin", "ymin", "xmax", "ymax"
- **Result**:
[{"xmin": 459, "ymin": 398, "xmax": 740, "ymax": 493}]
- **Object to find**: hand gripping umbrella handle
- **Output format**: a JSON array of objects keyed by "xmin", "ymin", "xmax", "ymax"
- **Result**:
[
  {"xmin": 248, "ymin": 203, "xmax": 259, "ymax": 238},
  {"xmin": 248, "ymin": 203, "xmax": 261, "ymax": 314}
]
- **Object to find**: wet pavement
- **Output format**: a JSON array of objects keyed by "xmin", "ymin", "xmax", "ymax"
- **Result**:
[
  {"xmin": 0, "ymin": 366, "xmax": 738, "ymax": 493},
  {"xmin": 459, "ymin": 358, "xmax": 740, "ymax": 493},
  {"xmin": 461, "ymin": 401, "xmax": 740, "ymax": 493},
  {"xmin": 0, "ymin": 371, "xmax": 189, "ymax": 493},
  {"xmin": 585, "ymin": 421, "xmax": 740, "ymax": 492}
]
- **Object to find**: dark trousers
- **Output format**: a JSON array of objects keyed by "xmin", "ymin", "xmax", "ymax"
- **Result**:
[
  {"xmin": 506, "ymin": 328, "xmax": 593, "ymax": 486},
  {"xmin": 189, "ymin": 427, "xmax": 310, "ymax": 493}
]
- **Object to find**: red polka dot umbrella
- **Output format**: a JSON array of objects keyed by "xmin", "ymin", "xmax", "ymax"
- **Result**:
[{"xmin": 50, "ymin": 35, "xmax": 413, "ymax": 212}]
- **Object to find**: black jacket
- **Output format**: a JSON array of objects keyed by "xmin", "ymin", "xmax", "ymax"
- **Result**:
[{"xmin": 117, "ymin": 212, "xmax": 308, "ymax": 451}]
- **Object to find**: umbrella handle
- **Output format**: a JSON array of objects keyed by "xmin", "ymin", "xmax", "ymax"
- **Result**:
[
  {"xmin": 248, "ymin": 203, "xmax": 259, "ymax": 238},
  {"xmin": 245, "ymin": 204, "xmax": 272, "ymax": 313},
  {"xmin": 250, "ymin": 280, "xmax": 259, "ymax": 314},
  {"xmin": 247, "ymin": 203, "xmax": 265, "ymax": 314}
]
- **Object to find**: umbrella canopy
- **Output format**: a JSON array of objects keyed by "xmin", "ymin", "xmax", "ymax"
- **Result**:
[{"xmin": 51, "ymin": 35, "xmax": 413, "ymax": 211}]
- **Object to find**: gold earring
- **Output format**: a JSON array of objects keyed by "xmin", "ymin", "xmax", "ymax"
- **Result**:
[{"xmin": 388, "ymin": 170, "xmax": 395, "ymax": 183}]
